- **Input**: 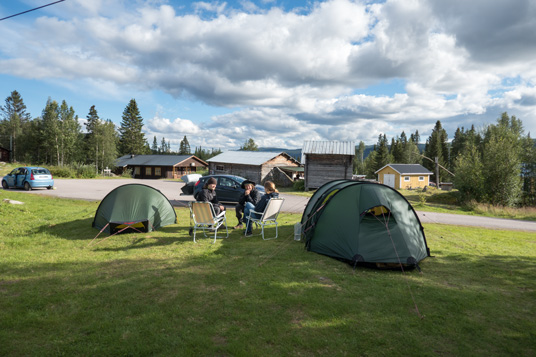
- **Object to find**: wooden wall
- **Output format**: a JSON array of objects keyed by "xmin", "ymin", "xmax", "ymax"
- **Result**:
[
  {"xmin": 260, "ymin": 155, "xmax": 298, "ymax": 182},
  {"xmin": 0, "ymin": 147, "xmax": 10, "ymax": 162},
  {"xmin": 304, "ymin": 154, "xmax": 353, "ymax": 190},
  {"xmin": 210, "ymin": 163, "xmax": 261, "ymax": 183}
]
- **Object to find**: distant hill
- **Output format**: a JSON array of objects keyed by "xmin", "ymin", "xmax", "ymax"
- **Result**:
[
  {"xmin": 259, "ymin": 144, "xmax": 426, "ymax": 163},
  {"xmin": 258, "ymin": 147, "xmax": 302, "ymax": 162}
]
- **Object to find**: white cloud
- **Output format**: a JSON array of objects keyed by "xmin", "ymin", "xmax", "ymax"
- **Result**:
[
  {"xmin": 146, "ymin": 116, "xmax": 200, "ymax": 135},
  {"xmin": 1, "ymin": 0, "xmax": 535, "ymax": 149}
]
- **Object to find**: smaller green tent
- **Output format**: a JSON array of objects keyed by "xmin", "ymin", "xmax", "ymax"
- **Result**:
[
  {"xmin": 92, "ymin": 184, "xmax": 177, "ymax": 234},
  {"xmin": 301, "ymin": 180, "xmax": 430, "ymax": 269}
]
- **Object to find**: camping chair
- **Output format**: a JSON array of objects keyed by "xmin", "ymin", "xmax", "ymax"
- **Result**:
[
  {"xmin": 189, "ymin": 201, "xmax": 229, "ymax": 243},
  {"xmin": 245, "ymin": 198, "xmax": 285, "ymax": 240}
]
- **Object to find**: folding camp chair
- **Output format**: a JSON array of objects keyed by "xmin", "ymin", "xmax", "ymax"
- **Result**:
[
  {"xmin": 189, "ymin": 201, "xmax": 229, "ymax": 243},
  {"xmin": 245, "ymin": 198, "xmax": 285, "ymax": 240}
]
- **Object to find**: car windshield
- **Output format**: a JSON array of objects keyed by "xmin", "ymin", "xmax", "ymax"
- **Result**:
[{"xmin": 32, "ymin": 169, "xmax": 50, "ymax": 175}]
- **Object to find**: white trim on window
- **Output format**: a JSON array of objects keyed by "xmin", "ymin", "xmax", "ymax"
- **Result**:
[
  {"xmin": 419, "ymin": 176, "xmax": 424, "ymax": 181},
  {"xmin": 404, "ymin": 176, "xmax": 410, "ymax": 182}
]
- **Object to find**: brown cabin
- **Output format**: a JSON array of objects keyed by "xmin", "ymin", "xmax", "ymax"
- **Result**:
[{"xmin": 115, "ymin": 154, "xmax": 208, "ymax": 179}]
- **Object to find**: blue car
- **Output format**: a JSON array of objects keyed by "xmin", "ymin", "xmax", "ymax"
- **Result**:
[{"xmin": 2, "ymin": 166, "xmax": 54, "ymax": 191}]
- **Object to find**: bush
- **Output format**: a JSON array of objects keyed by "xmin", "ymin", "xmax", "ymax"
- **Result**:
[
  {"xmin": 49, "ymin": 166, "xmax": 75, "ymax": 178},
  {"xmin": 121, "ymin": 168, "xmax": 133, "ymax": 178},
  {"xmin": 76, "ymin": 165, "xmax": 97, "ymax": 178},
  {"xmin": 293, "ymin": 179, "xmax": 305, "ymax": 191}
]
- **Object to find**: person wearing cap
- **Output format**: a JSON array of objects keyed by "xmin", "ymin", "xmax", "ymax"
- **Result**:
[
  {"xmin": 195, "ymin": 177, "xmax": 225, "ymax": 215},
  {"xmin": 234, "ymin": 179, "xmax": 262, "ymax": 229}
]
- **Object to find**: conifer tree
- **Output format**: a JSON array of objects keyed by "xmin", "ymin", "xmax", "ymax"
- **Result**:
[
  {"xmin": 0, "ymin": 90, "xmax": 31, "ymax": 161},
  {"xmin": 118, "ymin": 99, "xmax": 147, "ymax": 155},
  {"xmin": 152, "ymin": 136, "xmax": 158, "ymax": 154},
  {"xmin": 179, "ymin": 135, "xmax": 191, "ymax": 155},
  {"xmin": 373, "ymin": 134, "xmax": 393, "ymax": 172}
]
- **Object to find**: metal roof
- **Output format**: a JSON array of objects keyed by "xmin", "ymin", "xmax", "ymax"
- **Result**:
[
  {"xmin": 301, "ymin": 141, "xmax": 355, "ymax": 155},
  {"xmin": 301, "ymin": 140, "xmax": 354, "ymax": 163},
  {"xmin": 375, "ymin": 164, "xmax": 433, "ymax": 175},
  {"xmin": 207, "ymin": 151, "xmax": 297, "ymax": 166},
  {"xmin": 115, "ymin": 154, "xmax": 204, "ymax": 167}
]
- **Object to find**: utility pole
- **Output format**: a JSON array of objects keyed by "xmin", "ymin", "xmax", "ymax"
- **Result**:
[
  {"xmin": 435, "ymin": 156, "xmax": 440, "ymax": 188},
  {"xmin": 416, "ymin": 153, "xmax": 455, "ymax": 189}
]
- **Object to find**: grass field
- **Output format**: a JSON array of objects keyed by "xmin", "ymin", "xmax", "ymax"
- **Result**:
[{"xmin": 0, "ymin": 190, "xmax": 535, "ymax": 356}]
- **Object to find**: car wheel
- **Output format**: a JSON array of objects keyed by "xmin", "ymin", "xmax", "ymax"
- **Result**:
[
  {"xmin": 24, "ymin": 182, "xmax": 31, "ymax": 191},
  {"xmin": 1, "ymin": 181, "xmax": 8, "ymax": 190},
  {"xmin": 47, "ymin": 186, "xmax": 53, "ymax": 190}
]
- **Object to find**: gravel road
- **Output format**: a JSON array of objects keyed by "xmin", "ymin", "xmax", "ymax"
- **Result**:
[{"xmin": 4, "ymin": 178, "xmax": 536, "ymax": 232}]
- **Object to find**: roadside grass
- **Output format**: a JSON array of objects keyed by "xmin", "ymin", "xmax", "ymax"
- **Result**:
[
  {"xmin": 400, "ymin": 188, "xmax": 536, "ymax": 221},
  {"xmin": 1, "ymin": 191, "xmax": 535, "ymax": 356}
]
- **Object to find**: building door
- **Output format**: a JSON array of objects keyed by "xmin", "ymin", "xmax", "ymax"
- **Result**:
[{"xmin": 384, "ymin": 174, "xmax": 395, "ymax": 188}]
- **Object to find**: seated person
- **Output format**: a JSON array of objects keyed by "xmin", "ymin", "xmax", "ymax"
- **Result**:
[
  {"xmin": 195, "ymin": 177, "xmax": 225, "ymax": 215},
  {"xmin": 234, "ymin": 180, "xmax": 262, "ymax": 229},
  {"xmin": 244, "ymin": 181, "xmax": 279, "ymax": 236}
]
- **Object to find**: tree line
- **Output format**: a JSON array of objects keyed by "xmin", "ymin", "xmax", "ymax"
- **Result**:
[
  {"xmin": 0, "ymin": 91, "xmax": 223, "ymax": 172},
  {"xmin": 2, "ymin": 90, "xmax": 534, "ymax": 206},
  {"xmin": 357, "ymin": 114, "xmax": 536, "ymax": 206}
]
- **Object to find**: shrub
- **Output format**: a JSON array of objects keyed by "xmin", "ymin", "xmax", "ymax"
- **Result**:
[
  {"xmin": 121, "ymin": 168, "xmax": 133, "ymax": 178},
  {"xmin": 76, "ymin": 165, "xmax": 97, "ymax": 178},
  {"xmin": 293, "ymin": 179, "xmax": 305, "ymax": 191},
  {"xmin": 417, "ymin": 192, "xmax": 427, "ymax": 206},
  {"xmin": 48, "ymin": 166, "xmax": 74, "ymax": 178}
]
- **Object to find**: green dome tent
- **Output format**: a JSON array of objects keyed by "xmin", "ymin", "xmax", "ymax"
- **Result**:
[
  {"xmin": 301, "ymin": 180, "xmax": 430, "ymax": 269},
  {"xmin": 92, "ymin": 184, "xmax": 177, "ymax": 235}
]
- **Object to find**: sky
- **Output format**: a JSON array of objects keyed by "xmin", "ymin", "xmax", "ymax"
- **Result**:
[{"xmin": 1, "ymin": 0, "xmax": 535, "ymax": 152}]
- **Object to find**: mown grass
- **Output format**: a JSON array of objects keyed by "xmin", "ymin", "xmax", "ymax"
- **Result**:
[
  {"xmin": 401, "ymin": 187, "xmax": 536, "ymax": 221},
  {"xmin": 0, "ymin": 190, "xmax": 535, "ymax": 356}
]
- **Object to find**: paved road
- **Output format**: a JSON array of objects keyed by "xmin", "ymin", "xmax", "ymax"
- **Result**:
[{"xmin": 4, "ymin": 178, "xmax": 536, "ymax": 232}]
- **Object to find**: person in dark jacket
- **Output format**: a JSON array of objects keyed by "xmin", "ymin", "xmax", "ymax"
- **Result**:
[
  {"xmin": 234, "ymin": 180, "xmax": 262, "ymax": 229},
  {"xmin": 244, "ymin": 181, "xmax": 279, "ymax": 236},
  {"xmin": 195, "ymin": 177, "xmax": 225, "ymax": 215}
]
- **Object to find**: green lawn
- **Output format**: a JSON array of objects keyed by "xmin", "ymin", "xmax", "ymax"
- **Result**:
[{"xmin": 0, "ymin": 191, "xmax": 535, "ymax": 356}]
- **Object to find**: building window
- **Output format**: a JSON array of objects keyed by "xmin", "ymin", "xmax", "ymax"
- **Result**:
[
  {"xmin": 155, "ymin": 167, "xmax": 161, "ymax": 176},
  {"xmin": 216, "ymin": 165, "xmax": 224, "ymax": 171},
  {"xmin": 134, "ymin": 167, "xmax": 140, "ymax": 175},
  {"xmin": 145, "ymin": 167, "xmax": 152, "ymax": 175},
  {"xmin": 419, "ymin": 176, "xmax": 424, "ymax": 181},
  {"xmin": 404, "ymin": 176, "xmax": 410, "ymax": 182}
]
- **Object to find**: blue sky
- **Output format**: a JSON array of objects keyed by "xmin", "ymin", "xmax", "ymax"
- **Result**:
[{"xmin": 1, "ymin": 0, "xmax": 535, "ymax": 151}]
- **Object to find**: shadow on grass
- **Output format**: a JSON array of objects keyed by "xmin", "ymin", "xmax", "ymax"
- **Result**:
[
  {"xmin": 1, "ymin": 245, "xmax": 535, "ymax": 356},
  {"xmin": 35, "ymin": 216, "xmax": 193, "ymax": 247}
]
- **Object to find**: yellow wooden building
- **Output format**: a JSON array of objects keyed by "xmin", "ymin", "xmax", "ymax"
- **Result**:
[{"xmin": 375, "ymin": 164, "xmax": 432, "ymax": 189}]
